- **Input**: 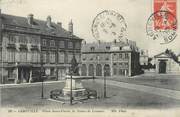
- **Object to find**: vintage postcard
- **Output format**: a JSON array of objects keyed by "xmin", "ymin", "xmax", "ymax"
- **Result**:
[{"xmin": 0, "ymin": 0, "xmax": 180, "ymax": 117}]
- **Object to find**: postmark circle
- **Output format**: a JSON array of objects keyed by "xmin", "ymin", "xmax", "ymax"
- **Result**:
[
  {"xmin": 92, "ymin": 10, "xmax": 127, "ymax": 41},
  {"xmin": 146, "ymin": 10, "xmax": 177, "ymax": 44}
]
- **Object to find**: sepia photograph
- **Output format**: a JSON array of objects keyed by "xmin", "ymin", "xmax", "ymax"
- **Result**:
[{"xmin": 0, "ymin": 0, "xmax": 180, "ymax": 116}]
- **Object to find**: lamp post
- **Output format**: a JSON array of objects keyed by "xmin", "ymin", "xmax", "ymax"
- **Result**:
[
  {"xmin": 104, "ymin": 67, "xmax": 107, "ymax": 98},
  {"xmin": 70, "ymin": 70, "xmax": 73, "ymax": 105},
  {"xmin": 1, "ymin": 48, "xmax": 3, "ymax": 84},
  {"xmin": 40, "ymin": 52, "xmax": 44, "ymax": 99}
]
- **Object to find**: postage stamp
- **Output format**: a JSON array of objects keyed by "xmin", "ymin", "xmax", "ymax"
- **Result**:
[
  {"xmin": 91, "ymin": 10, "xmax": 127, "ymax": 41},
  {"xmin": 146, "ymin": 0, "xmax": 177, "ymax": 44}
]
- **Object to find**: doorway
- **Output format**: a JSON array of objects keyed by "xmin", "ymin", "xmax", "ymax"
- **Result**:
[{"xmin": 159, "ymin": 61, "xmax": 166, "ymax": 73}]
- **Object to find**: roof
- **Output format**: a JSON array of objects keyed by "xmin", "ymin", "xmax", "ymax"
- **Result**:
[
  {"xmin": 1, "ymin": 13, "xmax": 82, "ymax": 39},
  {"xmin": 154, "ymin": 52, "xmax": 171, "ymax": 58},
  {"xmin": 82, "ymin": 41, "xmax": 138, "ymax": 53},
  {"xmin": 154, "ymin": 52, "xmax": 180, "ymax": 63}
]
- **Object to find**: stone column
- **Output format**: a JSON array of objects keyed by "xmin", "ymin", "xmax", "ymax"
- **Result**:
[
  {"xmin": 125, "ymin": 70, "xmax": 127, "ymax": 76},
  {"xmin": 87, "ymin": 64, "xmax": 89, "ymax": 76},
  {"xmin": 102, "ymin": 64, "xmax": 104, "ymax": 77},
  {"xmin": 29, "ymin": 69, "xmax": 32, "ymax": 83},
  {"xmin": 15, "ymin": 68, "xmax": 18, "ymax": 84}
]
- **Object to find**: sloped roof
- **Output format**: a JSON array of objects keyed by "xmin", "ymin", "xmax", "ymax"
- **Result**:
[
  {"xmin": 81, "ymin": 41, "xmax": 137, "ymax": 53},
  {"xmin": 154, "ymin": 52, "xmax": 180, "ymax": 63},
  {"xmin": 154, "ymin": 52, "xmax": 171, "ymax": 58},
  {"xmin": 1, "ymin": 14, "xmax": 81, "ymax": 39}
]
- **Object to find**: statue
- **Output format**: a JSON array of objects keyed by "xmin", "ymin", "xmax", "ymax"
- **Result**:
[{"xmin": 69, "ymin": 54, "xmax": 79, "ymax": 76}]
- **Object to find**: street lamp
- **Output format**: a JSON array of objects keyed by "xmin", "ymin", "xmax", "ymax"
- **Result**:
[
  {"xmin": 70, "ymin": 70, "xmax": 73, "ymax": 105},
  {"xmin": 104, "ymin": 67, "xmax": 107, "ymax": 98},
  {"xmin": 40, "ymin": 52, "xmax": 44, "ymax": 99},
  {"xmin": 1, "ymin": 48, "xmax": 3, "ymax": 84}
]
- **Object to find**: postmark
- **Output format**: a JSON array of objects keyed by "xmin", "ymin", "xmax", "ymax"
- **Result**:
[
  {"xmin": 91, "ymin": 10, "xmax": 127, "ymax": 41},
  {"xmin": 146, "ymin": 0, "xmax": 177, "ymax": 44},
  {"xmin": 146, "ymin": 10, "xmax": 177, "ymax": 44}
]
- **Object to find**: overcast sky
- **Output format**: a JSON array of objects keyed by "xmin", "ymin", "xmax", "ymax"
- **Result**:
[{"xmin": 0, "ymin": 0, "xmax": 179, "ymax": 56}]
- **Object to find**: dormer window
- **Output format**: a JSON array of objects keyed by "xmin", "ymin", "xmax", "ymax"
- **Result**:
[
  {"xmin": 27, "ymin": 14, "xmax": 34, "ymax": 25},
  {"xmin": 106, "ymin": 46, "xmax": 110, "ymax": 50},
  {"xmin": 50, "ymin": 40, "xmax": 55, "ymax": 47},
  {"xmin": 90, "ymin": 47, "xmax": 95, "ymax": 51}
]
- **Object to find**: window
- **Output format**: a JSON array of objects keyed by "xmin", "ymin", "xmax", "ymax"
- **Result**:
[
  {"xmin": 113, "ymin": 53, "xmax": 118, "ymax": 60},
  {"xmin": 0, "ymin": 49, "xmax": 1, "ymax": 61},
  {"xmin": 50, "ymin": 68, "xmax": 55, "ymax": 76},
  {"xmin": 82, "ymin": 54, "xmax": 86, "ymax": 61},
  {"xmin": 90, "ymin": 47, "xmax": 95, "ymax": 51},
  {"xmin": 42, "ymin": 51, "xmax": 47, "ymax": 63},
  {"xmin": 50, "ymin": 40, "xmax": 55, "ymax": 47},
  {"xmin": 9, "ymin": 35, "xmax": 16, "ymax": 44},
  {"xmin": 49, "ymin": 51, "xmax": 56, "ymax": 63},
  {"xmin": 125, "ymin": 63, "xmax": 129, "ymax": 67},
  {"xmin": 113, "ymin": 63, "xmax": 117, "ymax": 75},
  {"xmin": 119, "ymin": 53, "xmax": 122, "ymax": 59},
  {"xmin": 7, "ymin": 50, "xmax": 15, "ymax": 62},
  {"xmin": 42, "ymin": 39, "xmax": 47, "ymax": 46},
  {"xmin": 106, "ymin": 46, "xmax": 110, "ymax": 50},
  {"xmin": 31, "ymin": 51, "xmax": 39, "ymax": 63},
  {"xmin": 19, "ymin": 35, "xmax": 27, "ymax": 44},
  {"xmin": 119, "ymin": 63, "xmax": 122, "ymax": 67},
  {"xmin": 75, "ymin": 42, "xmax": 81, "ymax": 49},
  {"xmin": 59, "ymin": 41, "xmax": 65, "ymax": 48},
  {"xmin": 68, "ymin": 41, "xmax": 73, "ymax": 49},
  {"xmin": 125, "ymin": 53, "xmax": 129, "ymax": 59},
  {"xmin": 58, "ymin": 51, "xmax": 65, "ymax": 63},
  {"xmin": 75, "ymin": 53, "xmax": 80, "ymax": 62},
  {"xmin": 20, "ymin": 51, "xmax": 27, "ymax": 62},
  {"xmin": 68, "ymin": 52, "xmax": 73, "ymax": 63}
]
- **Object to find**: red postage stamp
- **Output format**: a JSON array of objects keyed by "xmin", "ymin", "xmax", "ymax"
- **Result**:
[{"xmin": 153, "ymin": 0, "xmax": 177, "ymax": 30}]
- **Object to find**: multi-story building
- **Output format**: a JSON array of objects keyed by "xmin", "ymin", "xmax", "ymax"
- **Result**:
[
  {"xmin": 80, "ymin": 39, "xmax": 140, "ymax": 77},
  {"xmin": 140, "ymin": 49, "xmax": 148, "ymax": 66},
  {"xmin": 0, "ymin": 10, "xmax": 82, "ymax": 84}
]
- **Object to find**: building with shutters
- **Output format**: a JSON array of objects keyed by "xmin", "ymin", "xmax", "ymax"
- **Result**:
[
  {"xmin": 0, "ymin": 10, "xmax": 83, "ymax": 84},
  {"xmin": 80, "ymin": 39, "xmax": 141, "ymax": 77}
]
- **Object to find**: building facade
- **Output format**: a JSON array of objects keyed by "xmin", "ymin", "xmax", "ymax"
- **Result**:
[
  {"xmin": 154, "ymin": 52, "xmax": 180, "ymax": 74},
  {"xmin": 0, "ymin": 10, "xmax": 82, "ymax": 84},
  {"xmin": 80, "ymin": 39, "xmax": 140, "ymax": 77},
  {"xmin": 140, "ymin": 50, "xmax": 148, "ymax": 66}
]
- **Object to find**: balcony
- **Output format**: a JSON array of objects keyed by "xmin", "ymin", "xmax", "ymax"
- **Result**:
[
  {"xmin": 6, "ymin": 43, "xmax": 16, "ymax": 49},
  {"xmin": 19, "ymin": 44, "xmax": 28, "ymax": 50},
  {"xmin": 31, "ymin": 45, "xmax": 39, "ymax": 51}
]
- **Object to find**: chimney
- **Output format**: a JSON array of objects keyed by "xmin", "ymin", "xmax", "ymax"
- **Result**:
[
  {"xmin": 68, "ymin": 19, "xmax": 73, "ymax": 35},
  {"xmin": 146, "ymin": 50, "xmax": 148, "ymax": 56},
  {"xmin": 82, "ymin": 40, "xmax": 86, "ymax": 45},
  {"xmin": 98, "ymin": 40, "xmax": 101, "ymax": 44},
  {"xmin": 47, "ymin": 15, "xmax": 52, "ymax": 28},
  {"xmin": 113, "ymin": 39, "xmax": 117, "ymax": 44},
  {"xmin": 0, "ymin": 9, "xmax": 2, "ymax": 35},
  {"xmin": 126, "ymin": 39, "xmax": 129, "ymax": 45},
  {"xmin": 57, "ymin": 22, "xmax": 62, "ymax": 28},
  {"xmin": 27, "ymin": 14, "xmax": 34, "ymax": 25}
]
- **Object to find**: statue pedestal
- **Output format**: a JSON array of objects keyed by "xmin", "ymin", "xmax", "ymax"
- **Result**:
[{"xmin": 62, "ymin": 75, "xmax": 88, "ymax": 100}]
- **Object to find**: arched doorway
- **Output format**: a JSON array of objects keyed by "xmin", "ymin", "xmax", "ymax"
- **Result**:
[
  {"xmin": 88, "ymin": 64, "xmax": 94, "ymax": 76},
  {"xmin": 81, "ymin": 64, "xmax": 87, "ymax": 76},
  {"xmin": 159, "ymin": 60, "xmax": 166, "ymax": 73},
  {"xmin": 104, "ymin": 64, "xmax": 110, "ymax": 76},
  {"xmin": 96, "ymin": 64, "xmax": 102, "ymax": 76}
]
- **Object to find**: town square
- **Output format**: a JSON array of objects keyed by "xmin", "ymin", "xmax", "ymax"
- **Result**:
[{"xmin": 0, "ymin": 0, "xmax": 180, "ymax": 114}]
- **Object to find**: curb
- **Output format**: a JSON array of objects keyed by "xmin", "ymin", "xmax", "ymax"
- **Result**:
[{"xmin": 0, "ymin": 80, "xmax": 65, "ymax": 88}]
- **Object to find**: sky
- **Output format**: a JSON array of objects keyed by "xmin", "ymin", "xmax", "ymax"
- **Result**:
[{"xmin": 0, "ymin": 0, "xmax": 179, "ymax": 57}]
